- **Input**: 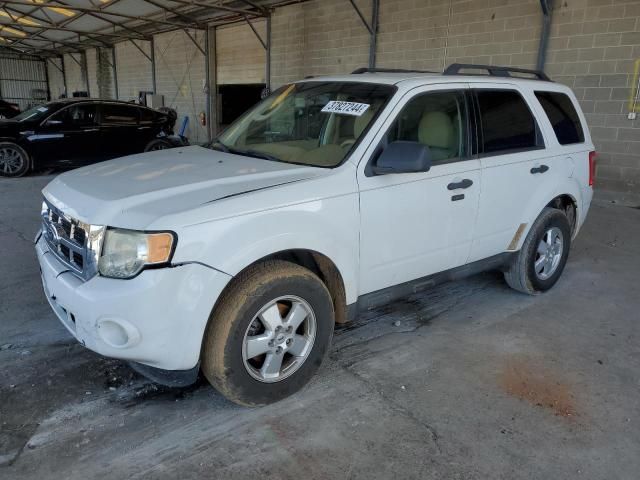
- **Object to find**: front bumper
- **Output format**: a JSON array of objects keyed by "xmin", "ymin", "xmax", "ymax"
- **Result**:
[{"xmin": 36, "ymin": 235, "xmax": 231, "ymax": 371}]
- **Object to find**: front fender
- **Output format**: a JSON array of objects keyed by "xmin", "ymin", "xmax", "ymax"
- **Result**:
[{"xmin": 171, "ymin": 193, "xmax": 361, "ymax": 304}]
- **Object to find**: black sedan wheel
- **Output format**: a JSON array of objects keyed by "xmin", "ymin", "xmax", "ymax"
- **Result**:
[
  {"xmin": 0, "ymin": 142, "xmax": 30, "ymax": 177},
  {"xmin": 144, "ymin": 139, "xmax": 173, "ymax": 152}
]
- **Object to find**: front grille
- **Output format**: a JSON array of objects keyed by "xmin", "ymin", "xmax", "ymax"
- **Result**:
[{"xmin": 41, "ymin": 200, "xmax": 94, "ymax": 279}]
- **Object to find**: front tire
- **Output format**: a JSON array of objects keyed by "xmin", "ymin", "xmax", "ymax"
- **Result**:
[
  {"xmin": 0, "ymin": 142, "xmax": 30, "ymax": 177},
  {"xmin": 201, "ymin": 260, "xmax": 334, "ymax": 406},
  {"xmin": 504, "ymin": 208, "xmax": 572, "ymax": 295}
]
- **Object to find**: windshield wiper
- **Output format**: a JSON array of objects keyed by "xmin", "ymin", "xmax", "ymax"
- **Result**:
[
  {"xmin": 239, "ymin": 149, "xmax": 283, "ymax": 163},
  {"xmin": 209, "ymin": 140, "xmax": 230, "ymax": 153}
]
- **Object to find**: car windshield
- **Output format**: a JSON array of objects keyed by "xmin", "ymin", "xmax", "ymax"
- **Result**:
[
  {"xmin": 214, "ymin": 81, "xmax": 396, "ymax": 168},
  {"xmin": 12, "ymin": 104, "xmax": 53, "ymax": 122}
]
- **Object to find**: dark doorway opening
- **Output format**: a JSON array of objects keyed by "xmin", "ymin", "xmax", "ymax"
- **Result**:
[{"xmin": 218, "ymin": 83, "xmax": 265, "ymax": 129}]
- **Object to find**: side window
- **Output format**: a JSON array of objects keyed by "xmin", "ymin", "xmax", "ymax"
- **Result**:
[
  {"xmin": 50, "ymin": 104, "xmax": 97, "ymax": 127},
  {"xmin": 101, "ymin": 104, "xmax": 139, "ymax": 125},
  {"xmin": 476, "ymin": 90, "xmax": 543, "ymax": 155},
  {"xmin": 534, "ymin": 91, "xmax": 584, "ymax": 145},
  {"xmin": 387, "ymin": 90, "xmax": 466, "ymax": 164}
]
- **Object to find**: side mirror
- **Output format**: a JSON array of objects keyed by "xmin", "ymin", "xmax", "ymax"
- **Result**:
[{"xmin": 371, "ymin": 141, "xmax": 432, "ymax": 175}]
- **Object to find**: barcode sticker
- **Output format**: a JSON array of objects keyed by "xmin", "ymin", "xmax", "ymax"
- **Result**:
[{"xmin": 321, "ymin": 101, "xmax": 370, "ymax": 116}]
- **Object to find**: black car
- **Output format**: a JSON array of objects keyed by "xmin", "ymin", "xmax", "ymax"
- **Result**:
[
  {"xmin": 0, "ymin": 99, "xmax": 182, "ymax": 177},
  {"xmin": 0, "ymin": 99, "xmax": 21, "ymax": 119}
]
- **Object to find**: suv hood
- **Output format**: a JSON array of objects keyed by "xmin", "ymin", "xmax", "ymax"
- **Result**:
[{"xmin": 44, "ymin": 145, "xmax": 330, "ymax": 228}]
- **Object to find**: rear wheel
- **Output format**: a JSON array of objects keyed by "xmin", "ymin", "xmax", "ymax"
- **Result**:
[
  {"xmin": 144, "ymin": 138, "xmax": 173, "ymax": 152},
  {"xmin": 201, "ymin": 260, "xmax": 334, "ymax": 406},
  {"xmin": 0, "ymin": 142, "xmax": 30, "ymax": 177},
  {"xmin": 504, "ymin": 207, "xmax": 571, "ymax": 294}
]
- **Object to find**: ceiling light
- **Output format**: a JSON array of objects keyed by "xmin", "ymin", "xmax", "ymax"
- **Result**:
[{"xmin": 0, "ymin": 26, "xmax": 27, "ymax": 37}]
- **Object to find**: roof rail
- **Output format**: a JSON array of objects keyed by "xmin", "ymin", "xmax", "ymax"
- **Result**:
[
  {"xmin": 443, "ymin": 63, "xmax": 551, "ymax": 81},
  {"xmin": 351, "ymin": 67, "xmax": 438, "ymax": 75}
]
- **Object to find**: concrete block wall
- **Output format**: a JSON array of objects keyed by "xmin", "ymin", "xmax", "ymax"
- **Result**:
[
  {"xmin": 271, "ymin": 0, "xmax": 372, "ymax": 87},
  {"xmin": 96, "ymin": 48, "xmax": 116, "ymax": 99},
  {"xmin": 270, "ymin": 0, "xmax": 640, "ymax": 195},
  {"xmin": 153, "ymin": 29, "xmax": 208, "ymax": 143},
  {"xmin": 216, "ymin": 21, "xmax": 266, "ymax": 84},
  {"xmin": 114, "ymin": 40, "xmax": 153, "ymax": 102},
  {"xmin": 47, "ymin": 57, "xmax": 65, "ymax": 100},
  {"xmin": 62, "ymin": 53, "xmax": 87, "ymax": 96},
  {"xmin": 544, "ymin": 0, "xmax": 640, "ymax": 195}
]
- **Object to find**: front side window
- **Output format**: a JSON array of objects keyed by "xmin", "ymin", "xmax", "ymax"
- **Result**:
[
  {"xmin": 101, "ymin": 104, "xmax": 139, "ymax": 124},
  {"xmin": 386, "ymin": 90, "xmax": 466, "ymax": 164},
  {"xmin": 215, "ymin": 82, "xmax": 396, "ymax": 168},
  {"xmin": 476, "ymin": 90, "xmax": 543, "ymax": 154},
  {"xmin": 535, "ymin": 91, "xmax": 584, "ymax": 145},
  {"xmin": 50, "ymin": 104, "xmax": 97, "ymax": 127}
]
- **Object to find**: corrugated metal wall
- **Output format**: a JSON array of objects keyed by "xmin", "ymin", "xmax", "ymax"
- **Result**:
[{"xmin": 0, "ymin": 54, "xmax": 49, "ymax": 110}]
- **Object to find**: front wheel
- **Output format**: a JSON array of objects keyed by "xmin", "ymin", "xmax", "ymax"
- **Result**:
[
  {"xmin": 0, "ymin": 142, "xmax": 30, "ymax": 177},
  {"xmin": 504, "ymin": 207, "xmax": 572, "ymax": 294},
  {"xmin": 201, "ymin": 260, "xmax": 334, "ymax": 406}
]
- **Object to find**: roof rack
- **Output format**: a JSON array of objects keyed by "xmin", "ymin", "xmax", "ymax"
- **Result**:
[
  {"xmin": 443, "ymin": 63, "xmax": 551, "ymax": 81},
  {"xmin": 351, "ymin": 67, "xmax": 438, "ymax": 75}
]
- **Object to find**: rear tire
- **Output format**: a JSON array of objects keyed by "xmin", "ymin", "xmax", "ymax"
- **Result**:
[
  {"xmin": 144, "ymin": 138, "xmax": 173, "ymax": 152},
  {"xmin": 504, "ymin": 207, "xmax": 571, "ymax": 295},
  {"xmin": 0, "ymin": 142, "xmax": 30, "ymax": 177},
  {"xmin": 201, "ymin": 260, "xmax": 334, "ymax": 406}
]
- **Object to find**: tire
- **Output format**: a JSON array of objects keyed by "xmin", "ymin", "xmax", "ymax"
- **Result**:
[
  {"xmin": 0, "ymin": 142, "xmax": 30, "ymax": 177},
  {"xmin": 201, "ymin": 260, "xmax": 334, "ymax": 406},
  {"xmin": 504, "ymin": 207, "xmax": 572, "ymax": 295},
  {"xmin": 144, "ymin": 138, "xmax": 173, "ymax": 152}
]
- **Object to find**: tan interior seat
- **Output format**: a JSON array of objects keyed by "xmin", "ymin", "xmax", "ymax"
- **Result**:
[{"xmin": 417, "ymin": 111, "xmax": 457, "ymax": 162}]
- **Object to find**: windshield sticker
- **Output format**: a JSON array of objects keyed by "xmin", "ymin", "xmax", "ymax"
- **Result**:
[
  {"xmin": 37, "ymin": 107, "xmax": 48, "ymax": 112},
  {"xmin": 321, "ymin": 101, "xmax": 370, "ymax": 116}
]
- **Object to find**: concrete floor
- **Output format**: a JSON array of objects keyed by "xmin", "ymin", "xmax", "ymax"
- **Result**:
[{"xmin": 1, "ymin": 174, "xmax": 639, "ymax": 480}]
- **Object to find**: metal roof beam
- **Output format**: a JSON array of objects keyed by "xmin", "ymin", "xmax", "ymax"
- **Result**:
[
  {"xmin": 0, "ymin": 0, "xmax": 198, "ymax": 28},
  {"xmin": 164, "ymin": 0, "xmax": 266, "ymax": 17}
]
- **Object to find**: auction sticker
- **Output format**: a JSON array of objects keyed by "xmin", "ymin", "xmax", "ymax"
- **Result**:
[{"xmin": 321, "ymin": 101, "xmax": 370, "ymax": 116}]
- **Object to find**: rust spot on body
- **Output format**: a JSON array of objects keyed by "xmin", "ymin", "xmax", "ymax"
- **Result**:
[{"xmin": 501, "ymin": 358, "xmax": 577, "ymax": 418}]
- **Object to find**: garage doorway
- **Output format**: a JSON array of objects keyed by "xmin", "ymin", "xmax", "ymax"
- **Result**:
[{"xmin": 0, "ymin": 53, "xmax": 49, "ymax": 111}]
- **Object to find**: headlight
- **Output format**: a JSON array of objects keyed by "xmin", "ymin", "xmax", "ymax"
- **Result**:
[{"xmin": 98, "ymin": 229, "xmax": 176, "ymax": 279}]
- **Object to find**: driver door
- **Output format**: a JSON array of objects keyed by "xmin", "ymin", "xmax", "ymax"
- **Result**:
[
  {"xmin": 357, "ymin": 84, "xmax": 481, "ymax": 296},
  {"xmin": 31, "ymin": 103, "xmax": 100, "ymax": 166}
]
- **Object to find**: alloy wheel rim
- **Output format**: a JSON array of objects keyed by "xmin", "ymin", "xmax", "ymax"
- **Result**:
[
  {"xmin": 534, "ymin": 226, "xmax": 563, "ymax": 280},
  {"xmin": 242, "ymin": 295, "xmax": 317, "ymax": 383},
  {"xmin": 0, "ymin": 146, "xmax": 24, "ymax": 174}
]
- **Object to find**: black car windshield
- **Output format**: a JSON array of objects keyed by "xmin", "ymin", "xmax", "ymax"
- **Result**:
[
  {"xmin": 12, "ymin": 104, "xmax": 53, "ymax": 123},
  {"xmin": 214, "ymin": 82, "xmax": 396, "ymax": 168}
]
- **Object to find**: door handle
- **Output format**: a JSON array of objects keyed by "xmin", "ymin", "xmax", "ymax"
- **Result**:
[
  {"xmin": 530, "ymin": 164, "xmax": 549, "ymax": 174},
  {"xmin": 447, "ymin": 179, "xmax": 473, "ymax": 190},
  {"xmin": 81, "ymin": 128, "xmax": 99, "ymax": 132}
]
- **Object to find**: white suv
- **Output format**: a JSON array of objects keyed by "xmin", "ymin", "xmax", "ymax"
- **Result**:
[{"xmin": 36, "ymin": 64, "xmax": 595, "ymax": 406}]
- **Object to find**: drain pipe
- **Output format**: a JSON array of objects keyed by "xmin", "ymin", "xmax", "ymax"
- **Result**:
[{"xmin": 536, "ymin": 0, "xmax": 553, "ymax": 73}]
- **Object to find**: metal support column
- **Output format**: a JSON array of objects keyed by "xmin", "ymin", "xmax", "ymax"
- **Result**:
[
  {"xmin": 82, "ymin": 50, "xmax": 90, "ymax": 96},
  {"xmin": 150, "ymin": 37, "xmax": 157, "ymax": 94},
  {"xmin": 207, "ymin": 25, "xmax": 218, "ymax": 138},
  {"xmin": 348, "ymin": 0, "xmax": 379, "ymax": 69},
  {"xmin": 43, "ymin": 57, "xmax": 51, "ymax": 101},
  {"xmin": 536, "ymin": 0, "xmax": 553, "ymax": 72},
  {"xmin": 265, "ymin": 12, "xmax": 271, "ymax": 92},
  {"xmin": 369, "ymin": 0, "xmax": 379, "ymax": 69},
  {"xmin": 60, "ymin": 54, "xmax": 68, "ymax": 97},
  {"xmin": 112, "ymin": 47, "xmax": 119, "ymax": 99}
]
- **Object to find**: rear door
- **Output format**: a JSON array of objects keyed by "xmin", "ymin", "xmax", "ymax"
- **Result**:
[
  {"xmin": 99, "ymin": 103, "xmax": 144, "ymax": 159},
  {"xmin": 468, "ymin": 85, "xmax": 552, "ymax": 262}
]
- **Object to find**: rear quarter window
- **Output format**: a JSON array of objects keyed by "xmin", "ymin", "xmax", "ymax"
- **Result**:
[{"xmin": 534, "ymin": 91, "xmax": 585, "ymax": 145}]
